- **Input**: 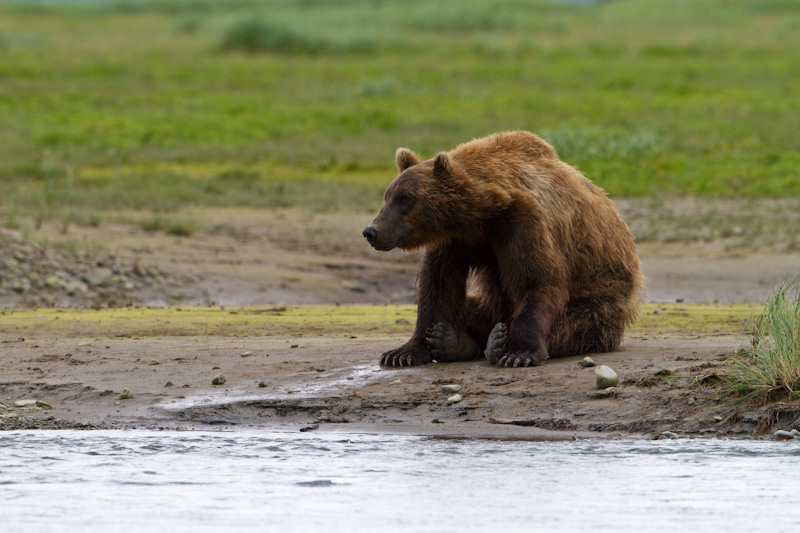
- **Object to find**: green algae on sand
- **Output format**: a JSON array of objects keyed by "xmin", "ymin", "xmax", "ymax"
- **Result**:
[
  {"xmin": 0, "ymin": 305, "xmax": 416, "ymax": 340},
  {"xmin": 0, "ymin": 303, "xmax": 756, "ymax": 341}
]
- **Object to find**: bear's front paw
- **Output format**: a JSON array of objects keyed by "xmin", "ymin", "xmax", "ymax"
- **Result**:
[{"xmin": 379, "ymin": 344, "xmax": 433, "ymax": 368}]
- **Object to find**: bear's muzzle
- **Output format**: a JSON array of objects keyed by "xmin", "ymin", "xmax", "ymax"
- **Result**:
[
  {"xmin": 362, "ymin": 225, "xmax": 396, "ymax": 251},
  {"xmin": 362, "ymin": 226, "xmax": 379, "ymax": 247}
]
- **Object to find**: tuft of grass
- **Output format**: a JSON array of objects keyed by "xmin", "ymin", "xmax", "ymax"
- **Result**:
[
  {"xmin": 140, "ymin": 216, "xmax": 196, "ymax": 236},
  {"xmin": 140, "ymin": 217, "xmax": 164, "ymax": 233},
  {"xmin": 219, "ymin": 16, "xmax": 376, "ymax": 56},
  {"xmin": 725, "ymin": 277, "xmax": 800, "ymax": 400},
  {"xmin": 163, "ymin": 218, "xmax": 196, "ymax": 236},
  {"xmin": 221, "ymin": 17, "xmax": 324, "ymax": 55},
  {"xmin": 215, "ymin": 167, "xmax": 261, "ymax": 183}
]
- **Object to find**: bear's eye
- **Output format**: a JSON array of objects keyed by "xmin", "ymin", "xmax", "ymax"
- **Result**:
[
  {"xmin": 396, "ymin": 192, "xmax": 414, "ymax": 206},
  {"xmin": 395, "ymin": 193, "xmax": 416, "ymax": 212}
]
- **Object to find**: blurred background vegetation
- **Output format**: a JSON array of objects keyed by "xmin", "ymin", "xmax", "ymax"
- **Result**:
[{"xmin": 0, "ymin": 0, "xmax": 798, "ymax": 219}]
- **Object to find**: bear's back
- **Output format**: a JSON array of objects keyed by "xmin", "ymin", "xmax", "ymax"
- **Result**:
[
  {"xmin": 451, "ymin": 131, "xmax": 557, "ymax": 170},
  {"xmin": 452, "ymin": 131, "xmax": 600, "ymax": 201},
  {"xmin": 451, "ymin": 131, "xmax": 636, "ymax": 268}
]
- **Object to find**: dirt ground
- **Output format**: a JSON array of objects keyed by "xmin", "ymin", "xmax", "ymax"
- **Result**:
[{"xmin": 2, "ymin": 199, "xmax": 800, "ymax": 438}]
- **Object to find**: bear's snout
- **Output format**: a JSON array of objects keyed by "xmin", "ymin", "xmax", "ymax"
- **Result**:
[
  {"xmin": 362, "ymin": 226, "xmax": 379, "ymax": 247},
  {"xmin": 363, "ymin": 225, "xmax": 396, "ymax": 251}
]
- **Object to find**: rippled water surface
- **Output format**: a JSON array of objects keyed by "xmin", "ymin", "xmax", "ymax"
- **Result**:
[{"xmin": 2, "ymin": 430, "xmax": 800, "ymax": 532}]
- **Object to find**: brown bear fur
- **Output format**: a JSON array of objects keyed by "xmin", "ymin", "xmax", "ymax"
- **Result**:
[{"xmin": 363, "ymin": 131, "xmax": 644, "ymax": 368}]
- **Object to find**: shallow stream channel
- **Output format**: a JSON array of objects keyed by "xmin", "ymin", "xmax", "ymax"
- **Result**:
[{"xmin": 2, "ymin": 430, "xmax": 799, "ymax": 532}]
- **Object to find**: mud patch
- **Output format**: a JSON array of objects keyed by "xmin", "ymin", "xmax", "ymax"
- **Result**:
[{"xmin": 635, "ymin": 369, "xmax": 674, "ymax": 387}]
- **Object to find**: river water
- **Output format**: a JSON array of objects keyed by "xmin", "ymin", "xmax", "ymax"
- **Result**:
[{"xmin": 2, "ymin": 430, "xmax": 799, "ymax": 532}]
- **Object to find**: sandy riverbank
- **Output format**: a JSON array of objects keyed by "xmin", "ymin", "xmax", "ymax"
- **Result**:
[
  {"xmin": 2, "ymin": 202, "xmax": 799, "ymax": 438},
  {"xmin": 0, "ymin": 329, "xmax": 780, "ymax": 439}
]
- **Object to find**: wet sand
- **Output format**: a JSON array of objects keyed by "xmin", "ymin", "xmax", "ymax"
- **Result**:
[{"xmin": 0, "ymin": 331, "xmax": 765, "ymax": 439}]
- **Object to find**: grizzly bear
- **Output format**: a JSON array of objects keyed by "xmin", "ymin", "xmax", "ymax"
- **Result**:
[{"xmin": 363, "ymin": 131, "xmax": 644, "ymax": 368}]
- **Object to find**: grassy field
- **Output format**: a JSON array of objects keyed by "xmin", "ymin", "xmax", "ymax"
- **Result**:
[{"xmin": 0, "ymin": 0, "xmax": 799, "ymax": 219}]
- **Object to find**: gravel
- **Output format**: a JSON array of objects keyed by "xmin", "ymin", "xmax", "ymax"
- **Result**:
[{"xmin": 0, "ymin": 236, "xmax": 198, "ymax": 308}]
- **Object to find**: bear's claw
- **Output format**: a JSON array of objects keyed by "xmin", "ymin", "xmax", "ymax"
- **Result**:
[
  {"xmin": 497, "ymin": 348, "xmax": 547, "ymax": 367},
  {"xmin": 496, "ymin": 353, "xmax": 537, "ymax": 367},
  {"xmin": 380, "ymin": 353, "xmax": 413, "ymax": 367},
  {"xmin": 379, "ymin": 345, "xmax": 432, "ymax": 367}
]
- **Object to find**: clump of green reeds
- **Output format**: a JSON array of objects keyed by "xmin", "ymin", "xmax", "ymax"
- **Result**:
[
  {"xmin": 725, "ymin": 276, "xmax": 800, "ymax": 400},
  {"xmin": 221, "ymin": 18, "xmax": 323, "ymax": 55}
]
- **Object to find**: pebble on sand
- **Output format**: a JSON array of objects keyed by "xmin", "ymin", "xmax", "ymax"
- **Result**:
[
  {"xmin": 446, "ymin": 394, "xmax": 462, "ymax": 404},
  {"xmin": 595, "ymin": 365, "xmax": 619, "ymax": 388},
  {"xmin": 119, "ymin": 388, "xmax": 133, "ymax": 399},
  {"xmin": 579, "ymin": 357, "xmax": 596, "ymax": 367},
  {"xmin": 212, "ymin": 373, "xmax": 226, "ymax": 385},
  {"xmin": 647, "ymin": 431, "xmax": 679, "ymax": 440},
  {"xmin": 441, "ymin": 384, "xmax": 461, "ymax": 393}
]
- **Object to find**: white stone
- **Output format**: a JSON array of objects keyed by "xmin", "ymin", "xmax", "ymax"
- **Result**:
[
  {"xmin": 595, "ymin": 365, "xmax": 619, "ymax": 388},
  {"xmin": 446, "ymin": 394, "xmax": 462, "ymax": 404}
]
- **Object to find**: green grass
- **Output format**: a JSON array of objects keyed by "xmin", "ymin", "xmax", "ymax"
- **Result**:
[
  {"xmin": 140, "ymin": 215, "xmax": 196, "ymax": 236},
  {"xmin": 1, "ymin": 0, "xmax": 799, "ymax": 218},
  {"xmin": 726, "ymin": 277, "xmax": 800, "ymax": 401}
]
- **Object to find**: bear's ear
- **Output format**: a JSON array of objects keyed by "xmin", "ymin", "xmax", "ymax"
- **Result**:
[
  {"xmin": 395, "ymin": 148, "xmax": 421, "ymax": 173},
  {"xmin": 433, "ymin": 152, "xmax": 452, "ymax": 178}
]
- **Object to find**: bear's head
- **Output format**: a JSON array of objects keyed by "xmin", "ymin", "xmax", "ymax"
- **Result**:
[{"xmin": 363, "ymin": 147, "xmax": 508, "ymax": 252}]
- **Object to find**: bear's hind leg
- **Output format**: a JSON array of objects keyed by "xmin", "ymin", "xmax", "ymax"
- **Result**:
[
  {"xmin": 426, "ymin": 292, "xmax": 505, "ymax": 363},
  {"xmin": 548, "ymin": 297, "xmax": 625, "ymax": 358},
  {"xmin": 426, "ymin": 323, "xmax": 481, "ymax": 362},
  {"xmin": 483, "ymin": 322, "xmax": 508, "ymax": 365},
  {"xmin": 486, "ymin": 322, "xmax": 548, "ymax": 367}
]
